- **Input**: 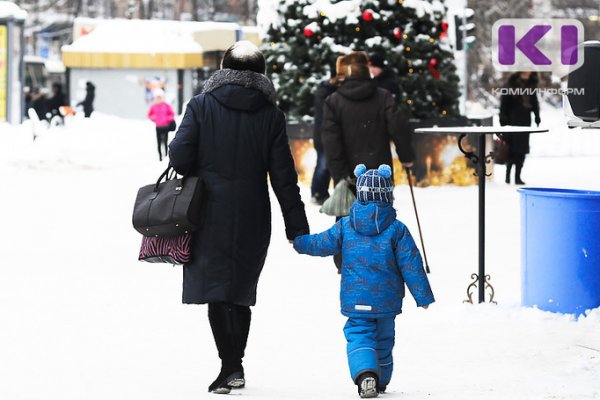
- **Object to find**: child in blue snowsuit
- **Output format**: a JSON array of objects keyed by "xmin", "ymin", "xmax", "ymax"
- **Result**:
[{"xmin": 294, "ymin": 164, "xmax": 435, "ymax": 398}]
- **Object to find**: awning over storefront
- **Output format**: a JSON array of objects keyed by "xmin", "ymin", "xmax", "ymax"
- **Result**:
[{"xmin": 62, "ymin": 19, "xmax": 204, "ymax": 69}]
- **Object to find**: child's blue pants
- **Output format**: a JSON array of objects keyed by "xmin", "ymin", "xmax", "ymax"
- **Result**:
[{"xmin": 343, "ymin": 317, "xmax": 395, "ymax": 385}]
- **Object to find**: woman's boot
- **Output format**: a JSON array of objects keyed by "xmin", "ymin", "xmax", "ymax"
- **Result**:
[
  {"xmin": 208, "ymin": 303, "xmax": 251, "ymax": 393},
  {"xmin": 515, "ymin": 160, "xmax": 525, "ymax": 185},
  {"xmin": 505, "ymin": 162, "xmax": 513, "ymax": 184}
]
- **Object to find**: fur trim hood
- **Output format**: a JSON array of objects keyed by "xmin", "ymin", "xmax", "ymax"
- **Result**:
[{"xmin": 202, "ymin": 68, "xmax": 277, "ymax": 105}]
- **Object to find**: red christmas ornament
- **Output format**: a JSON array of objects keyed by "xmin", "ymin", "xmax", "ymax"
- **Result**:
[
  {"xmin": 362, "ymin": 9, "xmax": 374, "ymax": 21},
  {"xmin": 428, "ymin": 58, "xmax": 440, "ymax": 79},
  {"xmin": 440, "ymin": 31, "xmax": 448, "ymax": 39},
  {"xmin": 304, "ymin": 27, "xmax": 314, "ymax": 37},
  {"xmin": 441, "ymin": 21, "xmax": 449, "ymax": 32},
  {"xmin": 393, "ymin": 27, "xmax": 402, "ymax": 39}
]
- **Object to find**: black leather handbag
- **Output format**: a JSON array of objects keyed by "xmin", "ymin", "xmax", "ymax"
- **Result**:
[{"xmin": 132, "ymin": 166, "xmax": 204, "ymax": 237}]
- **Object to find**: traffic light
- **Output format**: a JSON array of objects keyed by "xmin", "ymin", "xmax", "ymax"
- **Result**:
[{"xmin": 454, "ymin": 8, "xmax": 475, "ymax": 51}]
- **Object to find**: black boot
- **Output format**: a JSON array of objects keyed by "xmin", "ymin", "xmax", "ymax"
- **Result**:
[
  {"xmin": 515, "ymin": 157, "xmax": 525, "ymax": 185},
  {"xmin": 208, "ymin": 303, "xmax": 251, "ymax": 393},
  {"xmin": 505, "ymin": 162, "xmax": 512, "ymax": 184},
  {"xmin": 356, "ymin": 372, "xmax": 379, "ymax": 398}
]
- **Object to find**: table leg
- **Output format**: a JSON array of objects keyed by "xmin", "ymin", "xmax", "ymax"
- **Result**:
[
  {"xmin": 477, "ymin": 134, "xmax": 486, "ymax": 303},
  {"xmin": 459, "ymin": 134, "xmax": 497, "ymax": 304}
]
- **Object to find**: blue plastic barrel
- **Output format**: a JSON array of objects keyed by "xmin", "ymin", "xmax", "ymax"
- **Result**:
[{"xmin": 519, "ymin": 188, "xmax": 600, "ymax": 314}]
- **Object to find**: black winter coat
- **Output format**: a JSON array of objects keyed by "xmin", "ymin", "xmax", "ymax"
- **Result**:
[
  {"xmin": 374, "ymin": 68, "xmax": 401, "ymax": 102},
  {"xmin": 78, "ymin": 83, "xmax": 95, "ymax": 114},
  {"xmin": 168, "ymin": 69, "xmax": 309, "ymax": 306},
  {"xmin": 499, "ymin": 73, "xmax": 540, "ymax": 155},
  {"xmin": 313, "ymin": 81, "xmax": 337, "ymax": 152},
  {"xmin": 322, "ymin": 78, "xmax": 414, "ymax": 183}
]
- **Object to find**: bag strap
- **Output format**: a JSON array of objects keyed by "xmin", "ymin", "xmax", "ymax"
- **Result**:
[
  {"xmin": 155, "ymin": 164, "xmax": 197, "ymax": 192},
  {"xmin": 154, "ymin": 166, "xmax": 174, "ymax": 191}
]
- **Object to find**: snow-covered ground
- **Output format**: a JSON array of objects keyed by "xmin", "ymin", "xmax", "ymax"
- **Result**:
[{"xmin": 0, "ymin": 111, "xmax": 599, "ymax": 400}]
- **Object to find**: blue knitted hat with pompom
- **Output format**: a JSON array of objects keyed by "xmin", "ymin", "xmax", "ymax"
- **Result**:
[{"xmin": 354, "ymin": 164, "xmax": 394, "ymax": 203}]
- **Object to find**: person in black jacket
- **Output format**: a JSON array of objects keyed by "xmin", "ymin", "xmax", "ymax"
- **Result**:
[
  {"xmin": 499, "ymin": 71, "xmax": 540, "ymax": 185},
  {"xmin": 368, "ymin": 52, "xmax": 401, "ymax": 102},
  {"xmin": 77, "ymin": 81, "xmax": 95, "ymax": 118},
  {"xmin": 310, "ymin": 75, "xmax": 338, "ymax": 205},
  {"xmin": 168, "ymin": 41, "xmax": 309, "ymax": 394},
  {"xmin": 323, "ymin": 52, "xmax": 414, "ymax": 184}
]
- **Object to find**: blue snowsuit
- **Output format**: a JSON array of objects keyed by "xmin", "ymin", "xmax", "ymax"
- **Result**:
[{"xmin": 294, "ymin": 201, "xmax": 434, "ymax": 385}]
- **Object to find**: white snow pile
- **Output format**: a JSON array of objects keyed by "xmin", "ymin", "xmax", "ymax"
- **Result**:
[{"xmin": 0, "ymin": 113, "xmax": 160, "ymax": 170}]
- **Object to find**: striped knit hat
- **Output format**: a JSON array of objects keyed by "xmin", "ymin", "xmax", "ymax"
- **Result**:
[{"xmin": 354, "ymin": 164, "xmax": 394, "ymax": 203}]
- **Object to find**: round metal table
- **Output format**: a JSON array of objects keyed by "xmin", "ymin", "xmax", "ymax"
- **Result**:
[{"xmin": 414, "ymin": 126, "xmax": 548, "ymax": 303}]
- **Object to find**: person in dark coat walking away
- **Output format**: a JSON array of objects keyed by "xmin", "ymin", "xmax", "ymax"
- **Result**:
[
  {"xmin": 499, "ymin": 71, "xmax": 540, "ymax": 185},
  {"xmin": 147, "ymin": 89, "xmax": 175, "ymax": 161},
  {"xmin": 294, "ymin": 164, "xmax": 434, "ymax": 398},
  {"xmin": 77, "ymin": 81, "xmax": 95, "ymax": 118},
  {"xmin": 368, "ymin": 52, "xmax": 401, "ymax": 102},
  {"xmin": 310, "ymin": 69, "xmax": 338, "ymax": 205},
  {"xmin": 323, "ymin": 52, "xmax": 414, "ymax": 185},
  {"xmin": 168, "ymin": 41, "xmax": 310, "ymax": 395}
]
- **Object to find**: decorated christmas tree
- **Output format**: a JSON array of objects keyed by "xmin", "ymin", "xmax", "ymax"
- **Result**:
[{"xmin": 262, "ymin": 0, "xmax": 461, "ymax": 122}]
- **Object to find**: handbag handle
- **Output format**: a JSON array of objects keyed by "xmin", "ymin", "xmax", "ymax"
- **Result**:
[
  {"xmin": 154, "ymin": 165, "xmax": 189, "ymax": 192},
  {"xmin": 154, "ymin": 166, "xmax": 174, "ymax": 192}
]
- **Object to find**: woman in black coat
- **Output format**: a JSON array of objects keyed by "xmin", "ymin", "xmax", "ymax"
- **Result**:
[
  {"xmin": 168, "ymin": 42, "xmax": 309, "ymax": 394},
  {"xmin": 499, "ymin": 71, "xmax": 540, "ymax": 184}
]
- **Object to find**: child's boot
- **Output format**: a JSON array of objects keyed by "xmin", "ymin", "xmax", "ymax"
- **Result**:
[{"xmin": 356, "ymin": 372, "xmax": 379, "ymax": 398}]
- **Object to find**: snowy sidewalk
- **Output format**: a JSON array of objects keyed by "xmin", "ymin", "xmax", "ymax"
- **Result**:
[{"xmin": 0, "ymin": 115, "xmax": 598, "ymax": 399}]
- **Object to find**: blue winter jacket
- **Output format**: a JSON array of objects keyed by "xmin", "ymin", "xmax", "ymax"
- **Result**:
[{"xmin": 294, "ymin": 201, "xmax": 434, "ymax": 318}]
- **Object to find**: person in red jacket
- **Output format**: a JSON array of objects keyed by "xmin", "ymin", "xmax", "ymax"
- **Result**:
[{"xmin": 147, "ymin": 89, "xmax": 175, "ymax": 161}]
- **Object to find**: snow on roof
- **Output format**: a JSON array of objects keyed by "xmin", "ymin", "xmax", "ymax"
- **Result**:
[
  {"xmin": 65, "ymin": 18, "xmax": 255, "ymax": 54},
  {"xmin": 0, "ymin": 1, "xmax": 27, "ymax": 20},
  {"xmin": 63, "ymin": 19, "xmax": 203, "ymax": 54}
]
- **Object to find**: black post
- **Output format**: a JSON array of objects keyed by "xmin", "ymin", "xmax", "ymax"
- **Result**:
[
  {"xmin": 177, "ymin": 69, "xmax": 184, "ymax": 115},
  {"xmin": 477, "ymin": 134, "xmax": 486, "ymax": 303}
]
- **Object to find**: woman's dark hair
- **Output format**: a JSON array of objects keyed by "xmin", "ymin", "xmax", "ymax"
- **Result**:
[{"xmin": 221, "ymin": 41, "xmax": 266, "ymax": 75}]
